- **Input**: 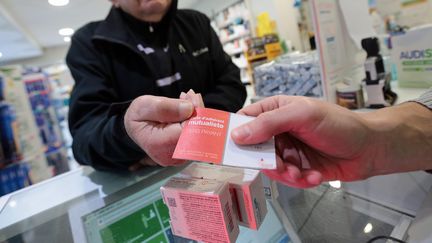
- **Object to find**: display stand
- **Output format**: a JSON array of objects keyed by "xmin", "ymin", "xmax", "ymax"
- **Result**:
[
  {"xmin": 0, "ymin": 65, "xmax": 73, "ymax": 196},
  {"xmin": 44, "ymin": 64, "xmax": 76, "ymax": 170},
  {"xmin": 309, "ymin": 0, "xmax": 372, "ymax": 103},
  {"xmin": 0, "ymin": 66, "xmax": 51, "ymax": 184},
  {"xmin": 22, "ymin": 72, "xmax": 70, "ymax": 175}
]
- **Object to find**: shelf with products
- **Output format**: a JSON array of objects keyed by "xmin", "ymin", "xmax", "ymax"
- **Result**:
[
  {"xmin": 226, "ymin": 47, "xmax": 244, "ymax": 56},
  {"xmin": 0, "ymin": 162, "xmax": 31, "ymax": 197},
  {"xmin": 221, "ymin": 31, "xmax": 251, "ymax": 45},
  {"xmin": 43, "ymin": 64, "xmax": 76, "ymax": 170},
  {"xmin": 0, "ymin": 101, "xmax": 24, "ymax": 168},
  {"xmin": 245, "ymin": 34, "xmax": 283, "ymax": 87},
  {"xmin": 22, "ymin": 71, "xmax": 65, "ymax": 154},
  {"xmin": 246, "ymin": 34, "xmax": 283, "ymax": 62},
  {"xmin": 212, "ymin": 0, "xmax": 254, "ymax": 85},
  {"xmin": 0, "ymin": 66, "xmax": 50, "ymax": 179},
  {"xmin": 0, "ymin": 65, "xmax": 75, "ymax": 196},
  {"xmin": 0, "ymin": 71, "xmax": 36, "ymax": 197},
  {"xmin": 212, "ymin": 1, "xmax": 252, "ymax": 40}
]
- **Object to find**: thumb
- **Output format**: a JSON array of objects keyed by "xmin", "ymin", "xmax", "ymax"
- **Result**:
[
  {"xmin": 231, "ymin": 110, "xmax": 285, "ymax": 145},
  {"xmin": 231, "ymin": 100, "xmax": 324, "ymax": 145}
]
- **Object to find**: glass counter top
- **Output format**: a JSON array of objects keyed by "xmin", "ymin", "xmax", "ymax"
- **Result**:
[
  {"xmin": 0, "ymin": 163, "xmax": 430, "ymax": 243},
  {"xmin": 0, "ymin": 165, "xmax": 289, "ymax": 243}
]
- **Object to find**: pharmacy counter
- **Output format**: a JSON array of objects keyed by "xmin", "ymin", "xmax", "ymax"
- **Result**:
[
  {"xmin": 0, "ymin": 163, "xmax": 431, "ymax": 243},
  {"xmin": 0, "ymin": 166, "xmax": 290, "ymax": 243}
]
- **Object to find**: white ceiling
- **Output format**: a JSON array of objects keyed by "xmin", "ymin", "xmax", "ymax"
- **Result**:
[{"xmin": 0, "ymin": 0, "xmax": 200, "ymax": 64}]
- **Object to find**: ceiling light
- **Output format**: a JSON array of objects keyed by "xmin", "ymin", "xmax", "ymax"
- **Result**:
[
  {"xmin": 0, "ymin": 52, "xmax": 2, "ymax": 58},
  {"xmin": 58, "ymin": 28, "xmax": 74, "ymax": 36},
  {"xmin": 329, "ymin": 180, "xmax": 341, "ymax": 189},
  {"xmin": 363, "ymin": 223, "xmax": 373, "ymax": 234},
  {"xmin": 48, "ymin": 0, "xmax": 69, "ymax": 6},
  {"xmin": 64, "ymin": 36, "xmax": 71, "ymax": 42}
]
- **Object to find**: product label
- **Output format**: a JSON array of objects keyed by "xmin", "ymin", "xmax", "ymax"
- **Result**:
[
  {"xmin": 173, "ymin": 108, "xmax": 276, "ymax": 169},
  {"xmin": 178, "ymin": 163, "xmax": 268, "ymax": 229},
  {"xmin": 399, "ymin": 48, "xmax": 432, "ymax": 72},
  {"xmin": 161, "ymin": 178, "xmax": 239, "ymax": 243}
]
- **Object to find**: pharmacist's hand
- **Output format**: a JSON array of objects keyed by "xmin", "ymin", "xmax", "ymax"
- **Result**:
[
  {"xmin": 124, "ymin": 95, "xmax": 194, "ymax": 167},
  {"xmin": 231, "ymin": 95, "xmax": 378, "ymax": 188}
]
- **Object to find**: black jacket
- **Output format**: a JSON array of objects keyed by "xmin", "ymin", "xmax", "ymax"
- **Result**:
[{"xmin": 66, "ymin": 2, "xmax": 247, "ymax": 171}]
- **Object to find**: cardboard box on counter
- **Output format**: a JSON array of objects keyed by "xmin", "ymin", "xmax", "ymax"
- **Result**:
[
  {"xmin": 179, "ymin": 163, "xmax": 268, "ymax": 230},
  {"xmin": 160, "ymin": 177, "xmax": 239, "ymax": 243}
]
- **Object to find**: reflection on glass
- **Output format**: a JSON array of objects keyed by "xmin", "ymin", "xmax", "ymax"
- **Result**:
[
  {"xmin": 329, "ymin": 180, "xmax": 342, "ymax": 189},
  {"xmin": 364, "ymin": 223, "xmax": 373, "ymax": 234},
  {"xmin": 8, "ymin": 200, "xmax": 17, "ymax": 208}
]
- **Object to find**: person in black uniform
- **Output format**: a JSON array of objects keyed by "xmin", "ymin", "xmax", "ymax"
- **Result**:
[{"xmin": 66, "ymin": 0, "xmax": 247, "ymax": 171}]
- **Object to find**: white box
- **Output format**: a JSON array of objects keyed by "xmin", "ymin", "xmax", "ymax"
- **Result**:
[{"xmin": 392, "ymin": 25, "xmax": 432, "ymax": 88}]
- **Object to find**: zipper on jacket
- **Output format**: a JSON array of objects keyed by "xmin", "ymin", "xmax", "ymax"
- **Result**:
[{"xmin": 92, "ymin": 34, "xmax": 176, "ymax": 82}]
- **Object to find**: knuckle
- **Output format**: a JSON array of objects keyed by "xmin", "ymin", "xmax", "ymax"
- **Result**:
[
  {"xmin": 257, "ymin": 112, "xmax": 273, "ymax": 124},
  {"xmin": 255, "ymin": 112, "xmax": 275, "ymax": 135}
]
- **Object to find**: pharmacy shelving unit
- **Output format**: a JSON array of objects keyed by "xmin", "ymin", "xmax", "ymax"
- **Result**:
[
  {"xmin": 0, "ymin": 65, "xmax": 73, "ymax": 196},
  {"xmin": 211, "ymin": 0, "xmax": 254, "ymax": 85}
]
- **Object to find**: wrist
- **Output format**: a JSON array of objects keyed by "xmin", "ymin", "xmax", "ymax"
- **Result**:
[
  {"xmin": 358, "ymin": 111, "xmax": 393, "ymax": 177},
  {"xmin": 362, "ymin": 103, "xmax": 432, "ymax": 176}
]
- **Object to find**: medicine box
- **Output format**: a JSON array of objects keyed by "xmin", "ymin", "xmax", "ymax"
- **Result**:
[
  {"xmin": 392, "ymin": 25, "xmax": 432, "ymax": 88},
  {"xmin": 160, "ymin": 177, "xmax": 239, "ymax": 243},
  {"xmin": 179, "ymin": 163, "xmax": 268, "ymax": 230}
]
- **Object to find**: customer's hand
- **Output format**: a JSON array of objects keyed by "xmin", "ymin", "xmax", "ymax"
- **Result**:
[
  {"xmin": 124, "ymin": 95, "xmax": 194, "ymax": 168},
  {"xmin": 231, "ymin": 95, "xmax": 380, "ymax": 188}
]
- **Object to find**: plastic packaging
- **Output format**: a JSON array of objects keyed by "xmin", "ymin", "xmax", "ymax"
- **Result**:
[{"xmin": 254, "ymin": 52, "xmax": 323, "ymax": 97}]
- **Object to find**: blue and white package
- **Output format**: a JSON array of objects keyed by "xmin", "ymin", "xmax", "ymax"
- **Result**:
[
  {"xmin": 0, "ymin": 75, "xmax": 4, "ymax": 101},
  {"xmin": 254, "ymin": 52, "xmax": 323, "ymax": 98},
  {"xmin": 0, "ymin": 102, "xmax": 21, "ymax": 165},
  {"xmin": 0, "ymin": 163, "xmax": 30, "ymax": 196}
]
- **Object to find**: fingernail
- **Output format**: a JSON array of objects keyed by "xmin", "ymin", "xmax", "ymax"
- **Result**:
[
  {"xmin": 179, "ymin": 101, "xmax": 193, "ymax": 115},
  {"xmin": 180, "ymin": 92, "xmax": 186, "ymax": 99},
  {"xmin": 232, "ymin": 125, "xmax": 251, "ymax": 141}
]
